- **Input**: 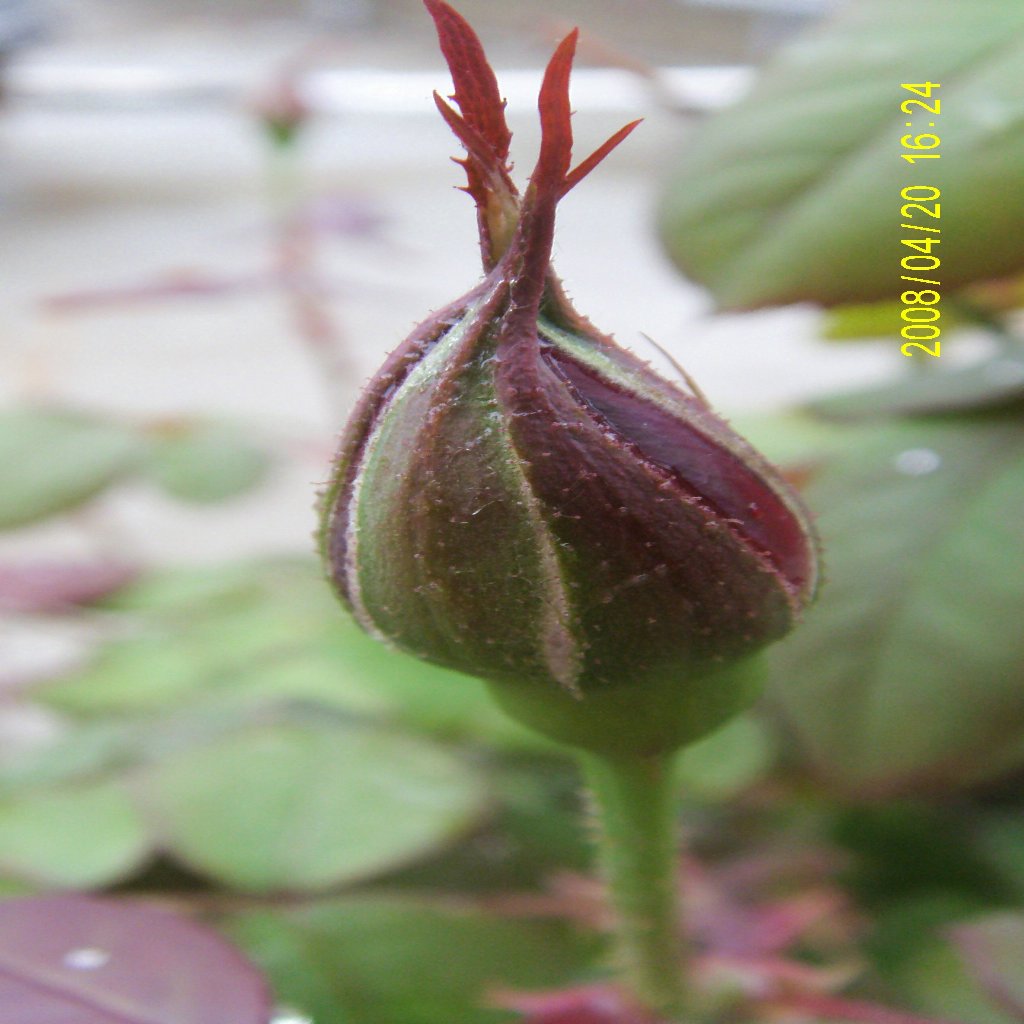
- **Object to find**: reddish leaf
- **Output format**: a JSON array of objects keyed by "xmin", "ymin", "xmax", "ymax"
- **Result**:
[
  {"xmin": 773, "ymin": 990, "xmax": 972, "ymax": 1024},
  {"xmin": 301, "ymin": 195, "xmax": 387, "ymax": 239},
  {"xmin": 0, "ymin": 562, "xmax": 138, "ymax": 614},
  {"xmin": 0, "ymin": 895, "xmax": 272, "ymax": 1024},
  {"xmin": 686, "ymin": 852, "xmax": 847, "ymax": 958},
  {"xmin": 41, "ymin": 271, "xmax": 275, "ymax": 313},
  {"xmin": 492, "ymin": 983, "xmax": 665, "ymax": 1024}
]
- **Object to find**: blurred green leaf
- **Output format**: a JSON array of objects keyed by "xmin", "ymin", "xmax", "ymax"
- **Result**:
[
  {"xmin": 320, "ymin": 627, "xmax": 552, "ymax": 753},
  {"xmin": 898, "ymin": 944, "xmax": 1017, "ymax": 1024},
  {"xmin": 42, "ymin": 559, "xmax": 548, "ymax": 751},
  {"xmin": 226, "ymin": 895, "xmax": 602, "ymax": 1024},
  {"xmin": 978, "ymin": 815, "xmax": 1024, "ymax": 901},
  {"xmin": 0, "ymin": 409, "xmax": 145, "ymax": 529},
  {"xmin": 729, "ymin": 411, "xmax": 852, "ymax": 466},
  {"xmin": 390, "ymin": 758, "xmax": 590, "ymax": 893},
  {"xmin": 897, "ymin": 913, "xmax": 1024, "ymax": 1024},
  {"xmin": 952, "ymin": 913, "xmax": 1024, "ymax": 1021},
  {"xmin": 823, "ymin": 301, "xmax": 932, "ymax": 342},
  {"xmin": 658, "ymin": 0, "xmax": 1024, "ymax": 308},
  {"xmin": 676, "ymin": 715, "xmax": 774, "ymax": 800},
  {"xmin": 0, "ymin": 780, "xmax": 150, "ymax": 888},
  {"xmin": 146, "ymin": 421, "xmax": 271, "ymax": 504},
  {"xmin": 96, "ymin": 558, "xmax": 297, "ymax": 613},
  {"xmin": 869, "ymin": 893, "xmax": 994, "ymax": 979},
  {"xmin": 0, "ymin": 879, "xmax": 36, "ymax": 899},
  {"xmin": 38, "ymin": 560, "xmax": 388, "ymax": 716},
  {"xmin": 769, "ymin": 416, "xmax": 1024, "ymax": 795},
  {"xmin": 483, "ymin": 760, "xmax": 589, "ymax": 877},
  {"xmin": 832, "ymin": 803, "xmax": 1009, "ymax": 907},
  {"xmin": 808, "ymin": 354, "xmax": 1024, "ymax": 418},
  {"xmin": 42, "ymin": 619, "xmax": 365, "ymax": 719},
  {"xmin": 0, "ymin": 720, "xmax": 141, "ymax": 795},
  {"xmin": 144, "ymin": 721, "xmax": 488, "ymax": 891}
]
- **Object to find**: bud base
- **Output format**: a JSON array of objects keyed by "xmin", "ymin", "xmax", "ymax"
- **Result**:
[{"xmin": 484, "ymin": 657, "xmax": 765, "ymax": 759}]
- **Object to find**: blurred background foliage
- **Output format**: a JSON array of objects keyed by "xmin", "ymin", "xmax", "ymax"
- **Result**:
[{"xmin": 1, "ymin": 0, "xmax": 1023, "ymax": 1022}]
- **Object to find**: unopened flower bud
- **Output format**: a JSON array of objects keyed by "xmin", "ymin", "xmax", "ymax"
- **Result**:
[{"xmin": 320, "ymin": 0, "xmax": 818, "ymax": 756}]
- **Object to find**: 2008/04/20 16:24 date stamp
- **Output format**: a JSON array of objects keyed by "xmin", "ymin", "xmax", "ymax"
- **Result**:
[{"xmin": 899, "ymin": 82, "xmax": 941, "ymax": 358}]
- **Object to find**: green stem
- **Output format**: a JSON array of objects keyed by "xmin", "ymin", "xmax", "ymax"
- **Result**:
[{"xmin": 580, "ymin": 751, "xmax": 689, "ymax": 1020}]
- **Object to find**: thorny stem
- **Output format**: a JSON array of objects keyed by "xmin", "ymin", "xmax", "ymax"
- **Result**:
[{"xmin": 580, "ymin": 751, "xmax": 689, "ymax": 1021}]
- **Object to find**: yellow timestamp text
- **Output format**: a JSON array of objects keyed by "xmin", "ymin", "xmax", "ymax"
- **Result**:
[{"xmin": 900, "ymin": 82, "xmax": 941, "ymax": 357}]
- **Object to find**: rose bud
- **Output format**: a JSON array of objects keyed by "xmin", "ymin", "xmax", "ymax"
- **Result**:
[{"xmin": 320, "ymin": 0, "xmax": 818, "ymax": 758}]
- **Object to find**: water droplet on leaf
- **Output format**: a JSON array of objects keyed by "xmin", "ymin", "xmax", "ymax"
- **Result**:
[
  {"xmin": 271, "ymin": 1009, "xmax": 314, "ymax": 1024},
  {"xmin": 63, "ymin": 948, "xmax": 110, "ymax": 970},
  {"xmin": 893, "ymin": 448, "xmax": 942, "ymax": 476}
]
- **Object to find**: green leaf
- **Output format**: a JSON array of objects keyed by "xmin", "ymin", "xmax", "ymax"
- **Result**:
[
  {"xmin": 808, "ymin": 355, "xmax": 1024, "ymax": 418},
  {"xmin": 0, "ymin": 720, "xmax": 142, "ymax": 796},
  {"xmin": 768, "ymin": 417, "xmax": 1024, "ymax": 795},
  {"xmin": 0, "ymin": 409, "xmax": 145, "ymax": 529},
  {"xmin": 42, "ymin": 619, "xmax": 362, "ymax": 719},
  {"xmin": 0, "ymin": 780, "xmax": 150, "ymax": 888},
  {"xmin": 897, "ymin": 913, "xmax": 1024, "ymax": 1024},
  {"xmin": 658, "ymin": 0, "xmax": 1024, "ymax": 308},
  {"xmin": 0, "ymin": 879, "xmax": 36, "ymax": 899},
  {"xmin": 226, "ymin": 896, "xmax": 602, "ymax": 1024},
  {"xmin": 832, "ymin": 803, "xmax": 1008, "ymax": 907},
  {"xmin": 897, "ymin": 943, "xmax": 1017, "ymax": 1024},
  {"xmin": 388, "ymin": 759, "xmax": 591, "ymax": 893},
  {"xmin": 41, "ymin": 559, "xmax": 362, "ymax": 715},
  {"xmin": 952, "ymin": 914, "xmax": 1024, "ymax": 1021},
  {"xmin": 676, "ymin": 714, "xmax": 774, "ymax": 800},
  {"xmin": 823, "ymin": 301, "xmax": 923, "ymax": 342},
  {"xmin": 144, "ymin": 721, "xmax": 488, "ymax": 891},
  {"xmin": 42, "ymin": 559, "xmax": 548, "ymax": 751},
  {"xmin": 316, "ymin": 628, "xmax": 552, "ymax": 753},
  {"xmin": 977, "ymin": 815, "xmax": 1024, "ymax": 901},
  {"xmin": 728, "ymin": 411, "xmax": 852, "ymax": 466},
  {"xmin": 146, "ymin": 421, "xmax": 271, "ymax": 504},
  {"xmin": 822, "ymin": 298, "xmax": 973, "ymax": 342},
  {"xmin": 97, "ymin": 558, "xmax": 302, "ymax": 613},
  {"xmin": 869, "ymin": 893, "xmax": 995, "ymax": 978}
]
